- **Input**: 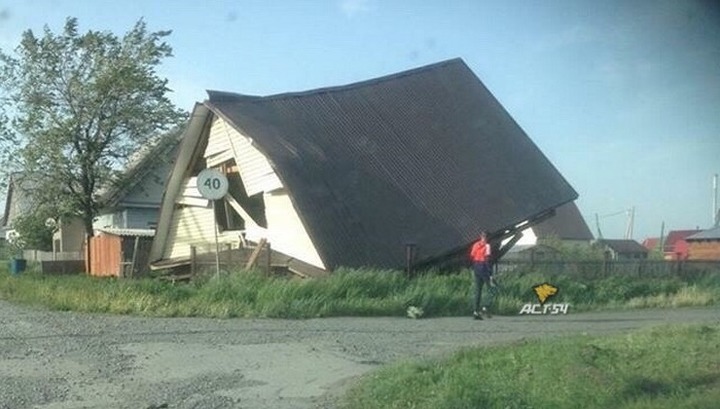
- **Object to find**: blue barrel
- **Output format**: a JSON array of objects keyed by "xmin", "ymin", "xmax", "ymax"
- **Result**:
[{"xmin": 10, "ymin": 258, "xmax": 26, "ymax": 275}]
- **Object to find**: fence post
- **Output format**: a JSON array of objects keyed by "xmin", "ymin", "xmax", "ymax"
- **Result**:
[
  {"xmin": 129, "ymin": 236, "xmax": 140, "ymax": 278},
  {"xmin": 225, "ymin": 243, "xmax": 232, "ymax": 270},
  {"xmin": 265, "ymin": 242, "xmax": 272, "ymax": 274},
  {"xmin": 529, "ymin": 249, "xmax": 535, "ymax": 269},
  {"xmin": 405, "ymin": 243, "xmax": 417, "ymax": 277},
  {"xmin": 190, "ymin": 246, "xmax": 197, "ymax": 277}
]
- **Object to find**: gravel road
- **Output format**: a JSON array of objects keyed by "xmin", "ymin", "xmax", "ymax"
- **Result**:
[{"xmin": 1, "ymin": 300, "xmax": 718, "ymax": 409}]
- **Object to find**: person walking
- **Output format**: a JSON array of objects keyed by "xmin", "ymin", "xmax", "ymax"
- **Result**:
[{"xmin": 469, "ymin": 232, "xmax": 495, "ymax": 320}]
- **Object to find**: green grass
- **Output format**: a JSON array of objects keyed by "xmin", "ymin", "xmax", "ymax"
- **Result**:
[
  {"xmin": 0, "ymin": 265, "xmax": 471, "ymax": 318},
  {"xmin": 2, "ymin": 263, "xmax": 719, "ymax": 407},
  {"xmin": 0, "ymin": 261, "xmax": 718, "ymax": 318},
  {"xmin": 341, "ymin": 324, "xmax": 720, "ymax": 409}
]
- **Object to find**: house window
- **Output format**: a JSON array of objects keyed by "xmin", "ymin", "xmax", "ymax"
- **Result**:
[
  {"xmin": 213, "ymin": 161, "xmax": 268, "ymax": 231},
  {"xmin": 215, "ymin": 197, "xmax": 244, "ymax": 231}
]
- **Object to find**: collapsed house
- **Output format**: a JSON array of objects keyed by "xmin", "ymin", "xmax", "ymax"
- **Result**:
[{"xmin": 148, "ymin": 58, "xmax": 578, "ymax": 274}]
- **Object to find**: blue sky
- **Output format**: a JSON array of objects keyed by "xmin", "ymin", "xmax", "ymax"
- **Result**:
[{"xmin": 1, "ymin": 0, "xmax": 719, "ymax": 240}]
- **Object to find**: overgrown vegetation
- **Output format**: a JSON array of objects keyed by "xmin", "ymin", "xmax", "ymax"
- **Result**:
[
  {"xmin": 342, "ymin": 324, "xmax": 720, "ymax": 409},
  {"xmin": 0, "ymin": 262, "xmax": 717, "ymax": 318},
  {"xmin": 1, "ymin": 263, "xmax": 715, "ymax": 408},
  {"xmin": 9, "ymin": 210, "xmax": 55, "ymax": 251}
]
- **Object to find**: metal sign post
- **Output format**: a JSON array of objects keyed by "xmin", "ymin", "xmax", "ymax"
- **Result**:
[
  {"xmin": 211, "ymin": 200, "xmax": 220, "ymax": 278},
  {"xmin": 197, "ymin": 169, "xmax": 229, "ymax": 279}
]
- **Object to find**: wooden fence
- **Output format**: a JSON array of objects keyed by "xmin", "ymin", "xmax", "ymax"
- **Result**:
[
  {"xmin": 23, "ymin": 250, "xmax": 84, "ymax": 262},
  {"xmin": 87, "ymin": 234, "xmax": 122, "ymax": 277},
  {"xmin": 495, "ymin": 259, "xmax": 720, "ymax": 279}
]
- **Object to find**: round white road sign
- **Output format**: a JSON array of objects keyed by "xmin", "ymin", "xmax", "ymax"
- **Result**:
[{"xmin": 197, "ymin": 169, "xmax": 229, "ymax": 200}]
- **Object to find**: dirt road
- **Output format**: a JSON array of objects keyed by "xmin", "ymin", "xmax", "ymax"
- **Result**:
[{"xmin": 1, "ymin": 300, "xmax": 718, "ymax": 409}]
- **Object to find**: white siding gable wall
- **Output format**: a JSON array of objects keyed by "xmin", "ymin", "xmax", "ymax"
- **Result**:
[
  {"xmin": 205, "ymin": 116, "xmax": 235, "ymax": 167},
  {"xmin": 214, "ymin": 117, "xmax": 283, "ymax": 195},
  {"xmin": 165, "ymin": 116, "xmax": 325, "ymax": 269},
  {"xmin": 167, "ymin": 180, "xmax": 266, "ymax": 259},
  {"xmin": 264, "ymin": 190, "xmax": 325, "ymax": 269}
]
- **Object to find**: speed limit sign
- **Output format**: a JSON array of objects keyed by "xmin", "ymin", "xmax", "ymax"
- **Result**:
[{"xmin": 197, "ymin": 169, "xmax": 229, "ymax": 200}]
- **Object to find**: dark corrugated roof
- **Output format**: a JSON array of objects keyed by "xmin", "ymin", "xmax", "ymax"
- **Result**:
[
  {"xmin": 204, "ymin": 58, "xmax": 578, "ymax": 269},
  {"xmin": 598, "ymin": 239, "xmax": 648, "ymax": 254},
  {"xmin": 533, "ymin": 202, "xmax": 594, "ymax": 240}
]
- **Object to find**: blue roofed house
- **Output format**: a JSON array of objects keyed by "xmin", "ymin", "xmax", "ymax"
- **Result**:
[
  {"xmin": 2, "ymin": 128, "xmax": 182, "ymax": 270},
  {"xmin": 94, "ymin": 131, "xmax": 182, "ymax": 231},
  {"xmin": 50, "ymin": 131, "xmax": 183, "ymax": 255}
]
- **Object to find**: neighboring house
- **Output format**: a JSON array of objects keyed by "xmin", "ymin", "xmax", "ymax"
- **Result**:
[
  {"xmin": 51, "ymin": 131, "xmax": 183, "ymax": 253},
  {"xmin": 94, "ymin": 130, "xmax": 183, "ymax": 230},
  {"xmin": 503, "ymin": 243, "xmax": 562, "ymax": 262},
  {"xmin": 663, "ymin": 229, "xmax": 702, "ymax": 260},
  {"xmin": 642, "ymin": 237, "xmax": 660, "ymax": 251},
  {"xmin": 532, "ymin": 202, "xmax": 595, "ymax": 244},
  {"xmin": 596, "ymin": 239, "xmax": 649, "ymax": 260},
  {"xmin": 52, "ymin": 217, "xmax": 85, "ymax": 254},
  {"xmin": 1, "ymin": 173, "xmax": 35, "ymax": 241},
  {"xmin": 686, "ymin": 226, "xmax": 720, "ymax": 261},
  {"xmin": 149, "ymin": 58, "xmax": 578, "ymax": 272},
  {"xmin": 2, "ymin": 173, "xmax": 82, "ymax": 257}
]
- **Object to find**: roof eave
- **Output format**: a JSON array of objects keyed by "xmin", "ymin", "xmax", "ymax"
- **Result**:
[{"xmin": 149, "ymin": 103, "xmax": 212, "ymax": 263}]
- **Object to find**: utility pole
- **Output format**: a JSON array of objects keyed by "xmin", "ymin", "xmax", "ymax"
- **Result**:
[
  {"xmin": 658, "ymin": 221, "xmax": 665, "ymax": 255},
  {"xmin": 714, "ymin": 174, "xmax": 718, "ymax": 226},
  {"xmin": 624, "ymin": 206, "xmax": 635, "ymax": 240},
  {"xmin": 595, "ymin": 213, "xmax": 603, "ymax": 239}
]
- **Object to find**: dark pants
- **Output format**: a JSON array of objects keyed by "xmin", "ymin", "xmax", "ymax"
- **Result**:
[{"xmin": 472, "ymin": 262, "xmax": 495, "ymax": 312}]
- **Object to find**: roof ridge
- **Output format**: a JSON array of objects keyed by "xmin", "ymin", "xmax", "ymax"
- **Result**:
[
  {"xmin": 101, "ymin": 127, "xmax": 184, "ymax": 207},
  {"xmin": 206, "ymin": 58, "xmax": 467, "ymax": 103}
]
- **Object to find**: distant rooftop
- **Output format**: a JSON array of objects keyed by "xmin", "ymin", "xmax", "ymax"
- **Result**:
[{"xmin": 686, "ymin": 226, "xmax": 720, "ymax": 241}]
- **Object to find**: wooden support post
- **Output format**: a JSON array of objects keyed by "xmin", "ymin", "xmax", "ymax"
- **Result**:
[
  {"xmin": 85, "ymin": 236, "xmax": 90, "ymax": 275},
  {"xmin": 190, "ymin": 246, "xmax": 197, "ymax": 277},
  {"xmin": 405, "ymin": 243, "xmax": 416, "ymax": 277},
  {"xmin": 226, "ymin": 243, "xmax": 232, "ymax": 269},
  {"xmin": 130, "ymin": 236, "xmax": 140, "ymax": 278},
  {"xmin": 265, "ymin": 242, "xmax": 272, "ymax": 274},
  {"xmin": 245, "ymin": 238, "xmax": 267, "ymax": 270},
  {"xmin": 119, "ymin": 248, "xmax": 125, "ymax": 279}
]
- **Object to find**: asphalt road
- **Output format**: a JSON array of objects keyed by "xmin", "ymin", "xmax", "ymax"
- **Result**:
[{"xmin": 1, "ymin": 300, "xmax": 718, "ymax": 409}]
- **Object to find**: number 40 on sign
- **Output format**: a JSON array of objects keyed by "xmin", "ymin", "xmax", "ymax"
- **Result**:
[{"xmin": 197, "ymin": 169, "xmax": 229, "ymax": 200}]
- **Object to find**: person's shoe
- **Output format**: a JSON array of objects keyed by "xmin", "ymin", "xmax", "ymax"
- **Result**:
[
  {"xmin": 481, "ymin": 307, "xmax": 492, "ymax": 318},
  {"xmin": 473, "ymin": 311, "xmax": 483, "ymax": 320}
]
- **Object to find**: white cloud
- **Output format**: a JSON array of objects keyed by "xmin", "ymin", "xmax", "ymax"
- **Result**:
[{"xmin": 339, "ymin": 0, "xmax": 372, "ymax": 18}]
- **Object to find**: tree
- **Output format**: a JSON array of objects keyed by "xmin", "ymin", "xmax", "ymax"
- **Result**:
[
  {"xmin": 12, "ymin": 210, "xmax": 55, "ymax": 252},
  {"xmin": 0, "ymin": 17, "xmax": 186, "ymax": 243}
]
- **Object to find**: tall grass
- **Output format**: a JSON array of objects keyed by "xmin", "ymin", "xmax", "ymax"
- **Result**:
[
  {"xmin": 0, "ymin": 261, "xmax": 718, "ymax": 318},
  {"xmin": 342, "ymin": 324, "xmax": 720, "ymax": 409}
]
